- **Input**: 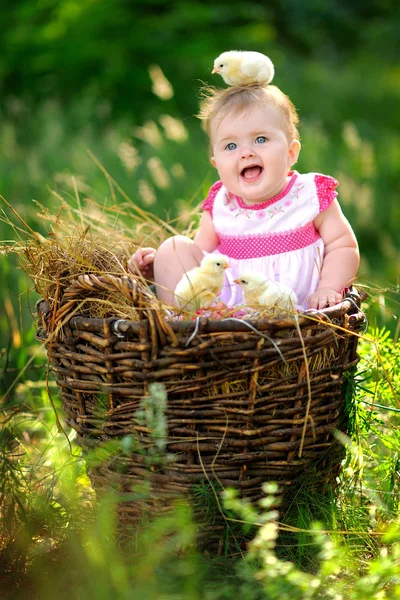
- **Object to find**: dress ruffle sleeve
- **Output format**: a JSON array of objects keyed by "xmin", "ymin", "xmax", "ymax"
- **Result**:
[
  {"xmin": 201, "ymin": 180, "xmax": 223, "ymax": 217},
  {"xmin": 315, "ymin": 174, "xmax": 339, "ymax": 212}
]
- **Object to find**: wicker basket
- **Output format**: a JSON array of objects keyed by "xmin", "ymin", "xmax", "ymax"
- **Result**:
[{"xmin": 36, "ymin": 274, "xmax": 366, "ymax": 534}]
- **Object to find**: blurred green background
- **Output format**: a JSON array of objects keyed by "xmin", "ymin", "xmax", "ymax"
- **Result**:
[
  {"xmin": 1, "ymin": 0, "xmax": 399, "ymax": 389},
  {"xmin": 1, "ymin": 4, "xmax": 400, "ymax": 595}
]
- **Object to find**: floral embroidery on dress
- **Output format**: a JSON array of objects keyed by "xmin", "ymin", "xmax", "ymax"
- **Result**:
[
  {"xmin": 223, "ymin": 179, "xmax": 306, "ymax": 220},
  {"xmin": 223, "ymin": 191, "xmax": 234, "ymax": 207},
  {"xmin": 290, "ymin": 182, "xmax": 305, "ymax": 202}
]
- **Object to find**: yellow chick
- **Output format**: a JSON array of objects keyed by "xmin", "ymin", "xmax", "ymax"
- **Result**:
[
  {"xmin": 212, "ymin": 51, "xmax": 275, "ymax": 87},
  {"xmin": 234, "ymin": 272, "xmax": 298, "ymax": 315},
  {"xmin": 174, "ymin": 254, "xmax": 230, "ymax": 311}
]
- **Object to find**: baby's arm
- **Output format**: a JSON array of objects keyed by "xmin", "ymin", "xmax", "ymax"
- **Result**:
[
  {"xmin": 309, "ymin": 200, "xmax": 359, "ymax": 309},
  {"xmin": 194, "ymin": 210, "xmax": 220, "ymax": 252}
]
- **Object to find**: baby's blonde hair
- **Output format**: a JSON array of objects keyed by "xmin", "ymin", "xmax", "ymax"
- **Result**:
[{"xmin": 198, "ymin": 84, "xmax": 300, "ymax": 142}]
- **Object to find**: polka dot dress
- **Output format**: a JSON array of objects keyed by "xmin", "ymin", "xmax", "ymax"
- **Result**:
[{"xmin": 202, "ymin": 171, "xmax": 338, "ymax": 308}]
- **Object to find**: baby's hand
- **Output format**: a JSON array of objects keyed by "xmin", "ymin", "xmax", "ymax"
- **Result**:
[
  {"xmin": 308, "ymin": 287, "xmax": 343, "ymax": 310},
  {"xmin": 128, "ymin": 247, "xmax": 156, "ymax": 279}
]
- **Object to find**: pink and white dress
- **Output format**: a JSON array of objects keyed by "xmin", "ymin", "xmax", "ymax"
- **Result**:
[{"xmin": 202, "ymin": 170, "xmax": 338, "ymax": 309}]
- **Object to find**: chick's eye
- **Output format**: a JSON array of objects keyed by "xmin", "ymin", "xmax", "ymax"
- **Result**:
[
  {"xmin": 219, "ymin": 64, "xmax": 224, "ymax": 67},
  {"xmin": 216, "ymin": 262, "xmax": 221, "ymax": 266},
  {"xmin": 225, "ymin": 142, "xmax": 237, "ymax": 151},
  {"xmin": 255, "ymin": 136, "xmax": 268, "ymax": 144}
]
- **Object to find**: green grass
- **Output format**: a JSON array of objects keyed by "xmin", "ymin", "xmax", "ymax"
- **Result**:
[{"xmin": 1, "ymin": 322, "xmax": 400, "ymax": 599}]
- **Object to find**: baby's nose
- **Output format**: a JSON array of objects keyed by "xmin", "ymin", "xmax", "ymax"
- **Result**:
[{"xmin": 241, "ymin": 147, "xmax": 255, "ymax": 159}]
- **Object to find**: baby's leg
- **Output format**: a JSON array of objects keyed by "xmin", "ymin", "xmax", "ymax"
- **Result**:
[{"xmin": 153, "ymin": 235, "xmax": 204, "ymax": 305}]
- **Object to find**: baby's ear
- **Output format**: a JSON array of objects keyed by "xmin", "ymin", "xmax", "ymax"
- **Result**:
[
  {"xmin": 288, "ymin": 140, "xmax": 301, "ymax": 166},
  {"xmin": 210, "ymin": 156, "xmax": 217, "ymax": 168}
]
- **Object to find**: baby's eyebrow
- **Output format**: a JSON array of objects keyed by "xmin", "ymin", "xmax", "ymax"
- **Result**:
[
  {"xmin": 219, "ymin": 130, "xmax": 270, "ymax": 143},
  {"xmin": 219, "ymin": 135, "xmax": 237, "ymax": 143}
]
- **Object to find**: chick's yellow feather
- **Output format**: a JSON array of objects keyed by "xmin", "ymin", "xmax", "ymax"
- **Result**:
[
  {"xmin": 174, "ymin": 254, "xmax": 229, "ymax": 311},
  {"xmin": 234, "ymin": 272, "xmax": 297, "ymax": 315},
  {"xmin": 212, "ymin": 50, "xmax": 275, "ymax": 87}
]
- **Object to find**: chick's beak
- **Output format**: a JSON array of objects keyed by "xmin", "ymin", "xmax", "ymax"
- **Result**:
[
  {"xmin": 223, "ymin": 263, "xmax": 229, "ymax": 269},
  {"xmin": 233, "ymin": 278, "xmax": 239, "ymax": 284},
  {"xmin": 212, "ymin": 67, "xmax": 219, "ymax": 74}
]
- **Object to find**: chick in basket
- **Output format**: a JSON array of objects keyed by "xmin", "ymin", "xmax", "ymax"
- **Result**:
[
  {"xmin": 174, "ymin": 254, "xmax": 230, "ymax": 312},
  {"xmin": 234, "ymin": 272, "xmax": 298, "ymax": 316}
]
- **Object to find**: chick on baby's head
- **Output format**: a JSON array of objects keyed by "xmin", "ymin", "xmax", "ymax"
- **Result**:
[
  {"xmin": 212, "ymin": 50, "xmax": 275, "ymax": 87},
  {"xmin": 200, "ymin": 254, "xmax": 230, "ymax": 273},
  {"xmin": 234, "ymin": 272, "xmax": 268, "ymax": 291},
  {"xmin": 212, "ymin": 52, "xmax": 233, "ymax": 80}
]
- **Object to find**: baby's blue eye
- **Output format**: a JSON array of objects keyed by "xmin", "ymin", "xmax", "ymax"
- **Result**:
[
  {"xmin": 225, "ymin": 142, "xmax": 237, "ymax": 151},
  {"xmin": 255, "ymin": 136, "xmax": 267, "ymax": 144}
]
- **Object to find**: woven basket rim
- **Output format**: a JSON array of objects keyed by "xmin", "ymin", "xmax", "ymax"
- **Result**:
[{"xmin": 36, "ymin": 290, "xmax": 366, "ymax": 343}]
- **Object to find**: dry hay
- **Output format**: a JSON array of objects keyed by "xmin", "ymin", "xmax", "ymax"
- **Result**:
[
  {"xmin": 23, "ymin": 231, "xmax": 135, "ymax": 316},
  {"xmin": 1, "ymin": 186, "xmax": 200, "ymax": 321}
]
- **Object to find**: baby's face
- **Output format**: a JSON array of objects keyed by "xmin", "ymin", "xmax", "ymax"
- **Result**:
[{"xmin": 210, "ymin": 104, "xmax": 300, "ymax": 205}]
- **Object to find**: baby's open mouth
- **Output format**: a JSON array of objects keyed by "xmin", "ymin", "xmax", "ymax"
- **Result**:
[{"xmin": 241, "ymin": 166, "xmax": 263, "ymax": 181}]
